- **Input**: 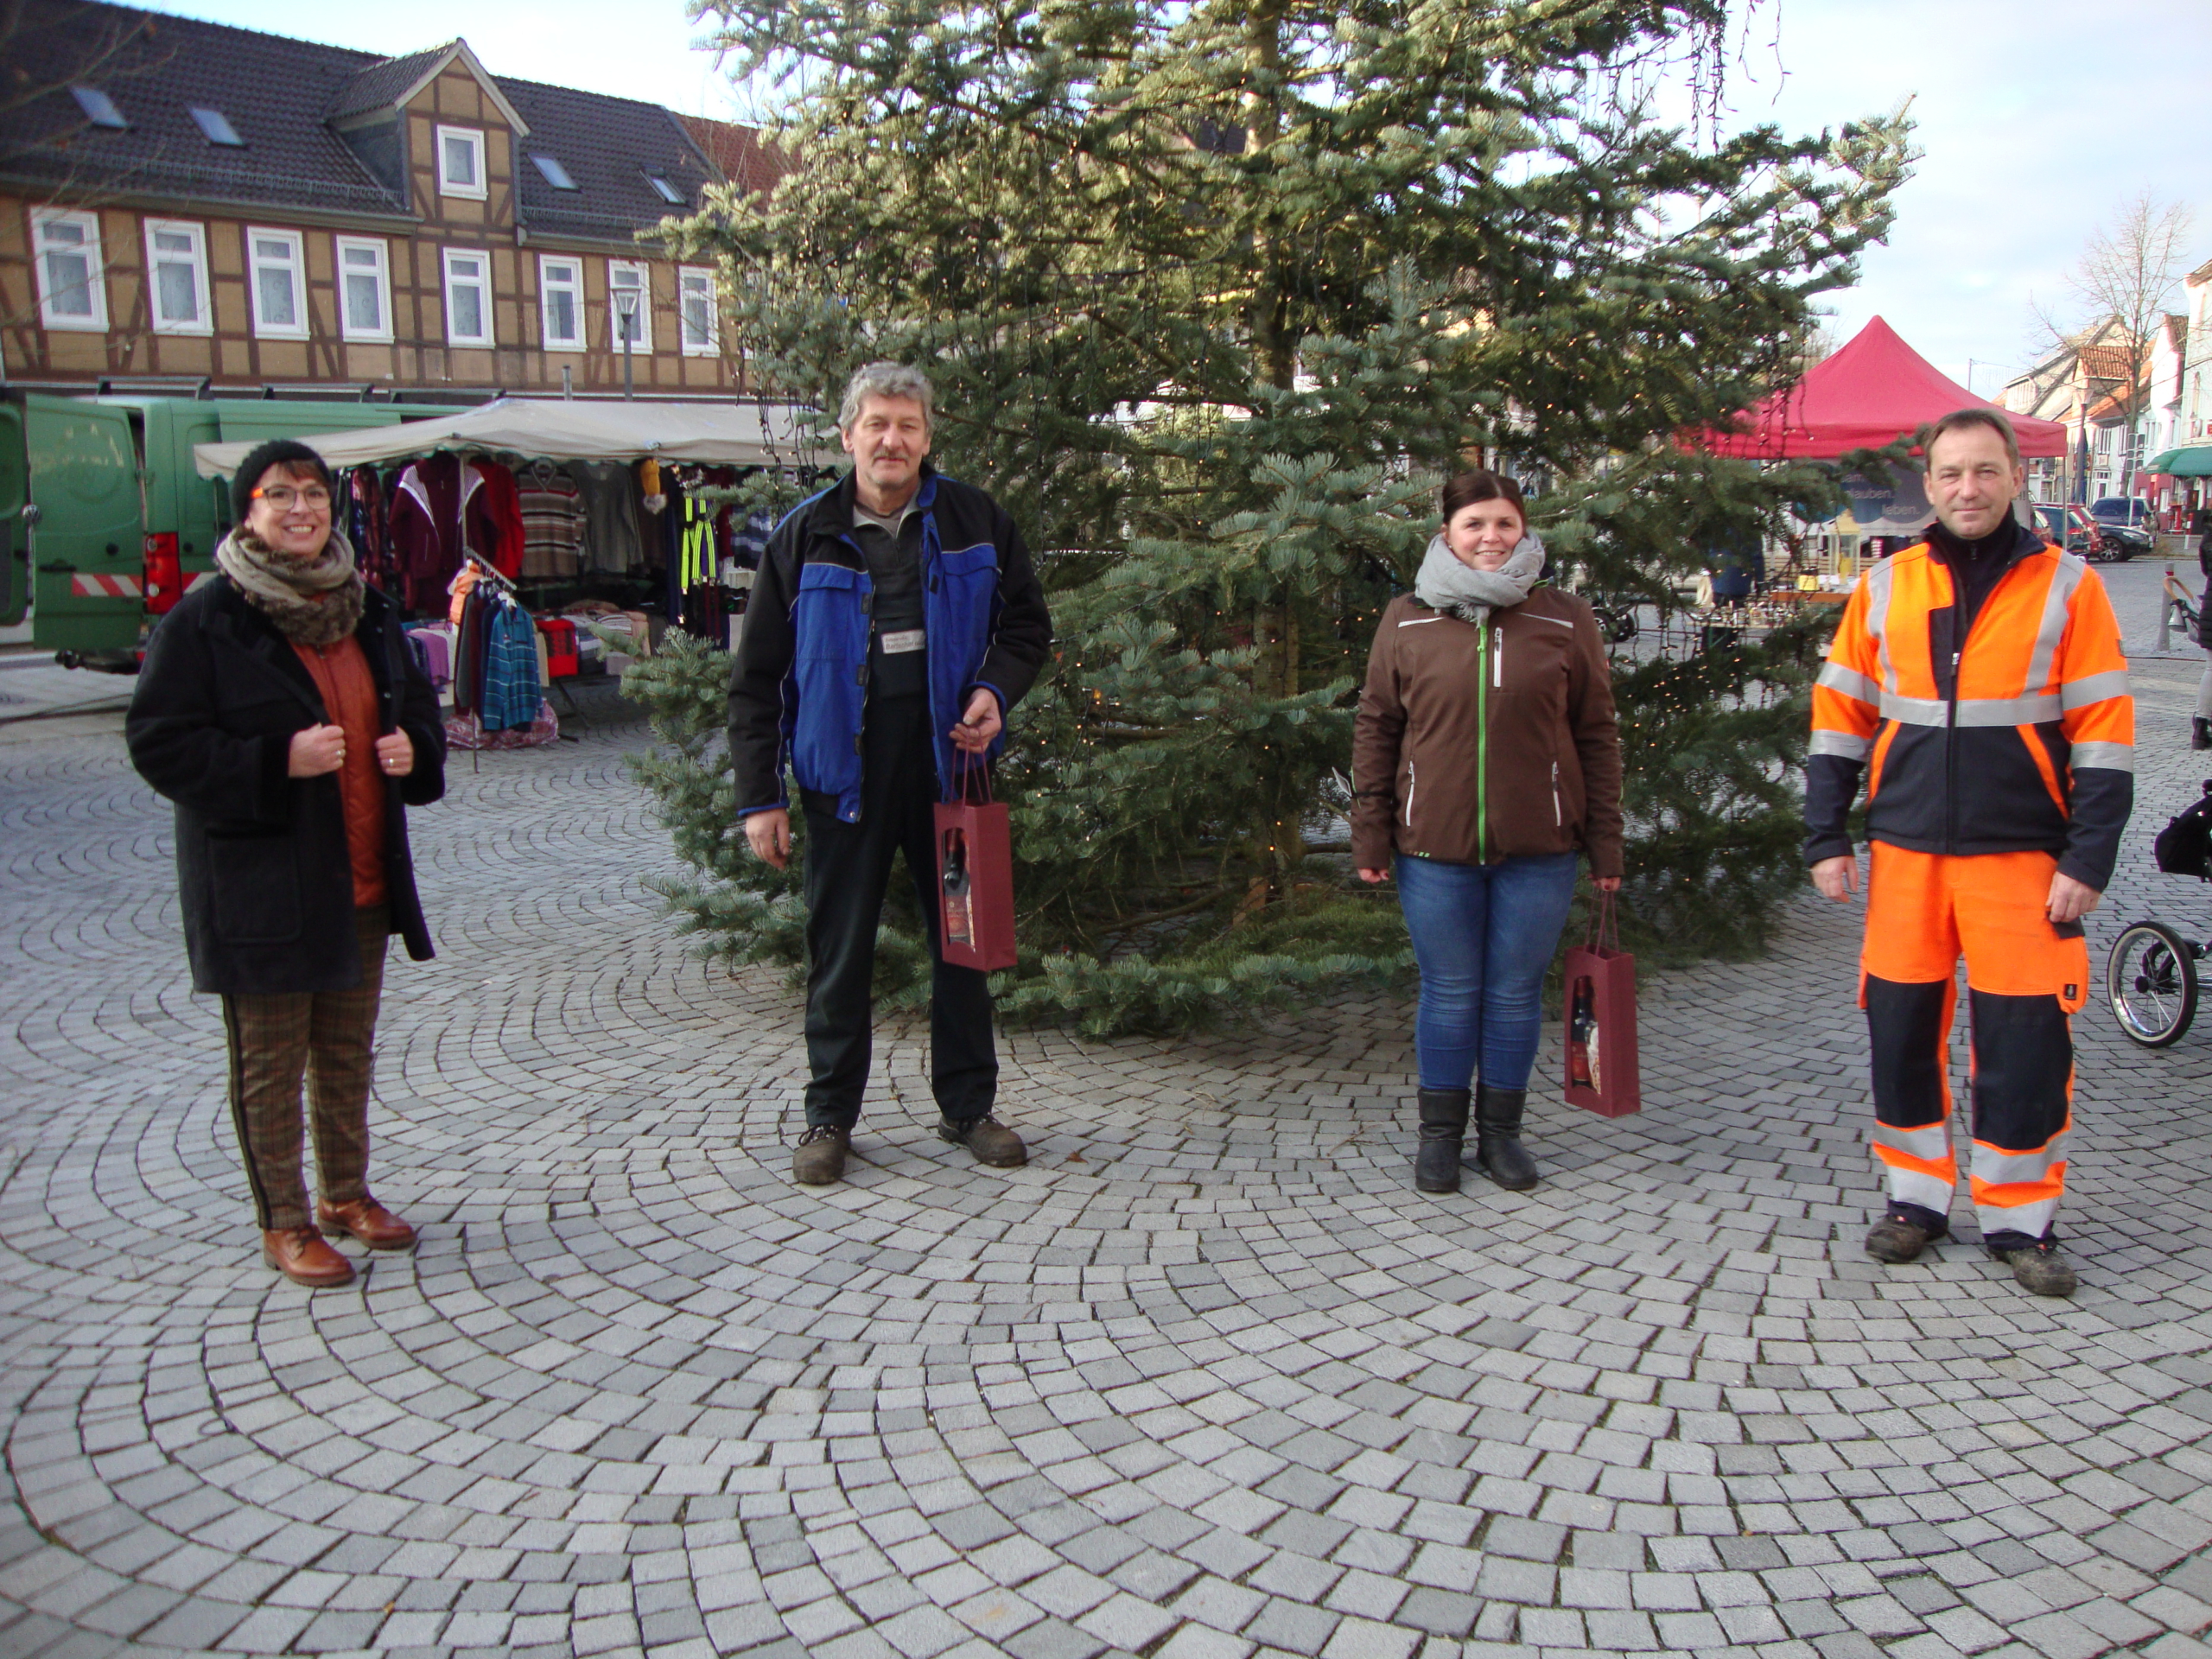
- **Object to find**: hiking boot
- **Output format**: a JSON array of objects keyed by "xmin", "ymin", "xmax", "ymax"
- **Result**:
[
  {"xmin": 1991, "ymin": 1236, "xmax": 2078, "ymax": 1297},
  {"xmin": 939, "ymin": 1115, "xmax": 1027, "ymax": 1167},
  {"xmin": 1474, "ymin": 1084, "xmax": 1539, "ymax": 1191},
  {"xmin": 1414, "ymin": 1087, "xmax": 1469, "ymax": 1193},
  {"xmin": 792, "ymin": 1125, "xmax": 850, "ymax": 1185},
  {"xmin": 1865, "ymin": 1210, "xmax": 1947, "ymax": 1263}
]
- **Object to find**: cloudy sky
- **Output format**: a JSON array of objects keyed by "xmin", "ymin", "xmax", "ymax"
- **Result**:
[{"xmin": 150, "ymin": 0, "xmax": 2212, "ymax": 398}]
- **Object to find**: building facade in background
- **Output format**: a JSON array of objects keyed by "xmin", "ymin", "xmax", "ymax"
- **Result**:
[{"xmin": 0, "ymin": 2, "xmax": 776, "ymax": 404}]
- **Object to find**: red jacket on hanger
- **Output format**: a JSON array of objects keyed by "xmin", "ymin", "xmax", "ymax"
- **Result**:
[{"xmin": 389, "ymin": 454, "xmax": 502, "ymax": 612}]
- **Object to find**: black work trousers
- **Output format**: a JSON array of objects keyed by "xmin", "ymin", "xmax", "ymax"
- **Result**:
[{"xmin": 798, "ymin": 694, "xmax": 996, "ymax": 1130}]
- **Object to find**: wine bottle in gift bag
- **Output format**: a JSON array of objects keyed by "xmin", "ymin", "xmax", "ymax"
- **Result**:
[
  {"xmin": 935, "ymin": 762, "xmax": 1017, "ymax": 970},
  {"xmin": 1562, "ymin": 892, "xmax": 1639, "ymax": 1117}
]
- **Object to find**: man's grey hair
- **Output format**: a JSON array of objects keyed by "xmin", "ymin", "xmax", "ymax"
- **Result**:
[{"xmin": 838, "ymin": 363, "xmax": 934, "ymax": 433}]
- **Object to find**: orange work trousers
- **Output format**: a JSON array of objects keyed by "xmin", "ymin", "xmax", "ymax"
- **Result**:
[{"xmin": 1860, "ymin": 843, "xmax": 2085, "ymax": 1247}]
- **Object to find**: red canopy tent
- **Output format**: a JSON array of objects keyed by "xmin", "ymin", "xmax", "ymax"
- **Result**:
[{"xmin": 1697, "ymin": 315, "xmax": 2067, "ymax": 460}]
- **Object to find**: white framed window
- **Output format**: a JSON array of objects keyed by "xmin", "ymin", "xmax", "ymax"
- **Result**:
[
  {"xmin": 143, "ymin": 218, "xmax": 210, "ymax": 335},
  {"xmin": 335, "ymin": 236, "xmax": 391, "ymax": 343},
  {"xmin": 245, "ymin": 227, "xmax": 307, "ymax": 338},
  {"xmin": 31, "ymin": 208, "xmax": 106, "ymax": 331},
  {"xmin": 442, "ymin": 247, "xmax": 493, "ymax": 347},
  {"xmin": 538, "ymin": 255, "xmax": 583, "ymax": 351},
  {"xmin": 436, "ymin": 125, "xmax": 486, "ymax": 200},
  {"xmin": 677, "ymin": 265, "xmax": 716, "ymax": 357},
  {"xmin": 607, "ymin": 259, "xmax": 651, "ymax": 353}
]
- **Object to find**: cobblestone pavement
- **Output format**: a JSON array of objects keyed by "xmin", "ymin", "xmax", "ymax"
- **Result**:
[{"xmin": 7, "ymin": 583, "xmax": 2212, "ymax": 1659}]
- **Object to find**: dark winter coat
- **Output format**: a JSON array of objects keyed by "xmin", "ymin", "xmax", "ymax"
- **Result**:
[
  {"xmin": 1351, "ymin": 588, "xmax": 1624, "ymax": 877},
  {"xmin": 126, "ymin": 577, "xmax": 446, "ymax": 995}
]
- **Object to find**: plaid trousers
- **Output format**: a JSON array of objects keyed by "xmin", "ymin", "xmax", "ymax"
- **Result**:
[{"xmin": 221, "ymin": 906, "xmax": 389, "ymax": 1232}]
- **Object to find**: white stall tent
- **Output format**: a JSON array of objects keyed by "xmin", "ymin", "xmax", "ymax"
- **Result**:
[{"xmin": 193, "ymin": 397, "xmax": 829, "ymax": 478}]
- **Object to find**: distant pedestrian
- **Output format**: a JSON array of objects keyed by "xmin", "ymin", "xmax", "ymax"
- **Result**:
[
  {"xmin": 1808, "ymin": 410, "xmax": 2132, "ymax": 1296},
  {"xmin": 126, "ymin": 439, "xmax": 446, "ymax": 1288},
  {"xmin": 728, "ymin": 365, "xmax": 1053, "ymax": 1186},
  {"xmin": 1351, "ymin": 470, "xmax": 1624, "ymax": 1194}
]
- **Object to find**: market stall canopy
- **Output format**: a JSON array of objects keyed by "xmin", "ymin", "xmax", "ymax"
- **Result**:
[
  {"xmin": 2145, "ymin": 444, "xmax": 2212, "ymax": 478},
  {"xmin": 194, "ymin": 397, "xmax": 830, "ymax": 479},
  {"xmin": 1693, "ymin": 315, "xmax": 2068, "ymax": 460}
]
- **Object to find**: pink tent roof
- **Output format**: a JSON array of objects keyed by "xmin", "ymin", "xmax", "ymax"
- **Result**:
[{"xmin": 1696, "ymin": 315, "xmax": 2069, "ymax": 460}]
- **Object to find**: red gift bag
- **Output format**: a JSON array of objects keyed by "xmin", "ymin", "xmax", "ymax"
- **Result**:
[
  {"xmin": 935, "ymin": 763, "xmax": 1017, "ymax": 971},
  {"xmin": 1562, "ymin": 893, "xmax": 1640, "ymax": 1117}
]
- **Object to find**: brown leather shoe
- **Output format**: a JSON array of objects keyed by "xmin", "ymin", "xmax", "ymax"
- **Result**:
[
  {"xmin": 318, "ymin": 1195, "xmax": 416, "ymax": 1250},
  {"xmin": 938, "ymin": 1115, "xmax": 1027, "ymax": 1167},
  {"xmin": 263, "ymin": 1226, "xmax": 355, "ymax": 1287}
]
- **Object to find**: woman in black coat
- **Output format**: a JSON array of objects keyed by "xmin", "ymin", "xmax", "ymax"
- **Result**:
[{"xmin": 126, "ymin": 439, "xmax": 445, "ymax": 1287}]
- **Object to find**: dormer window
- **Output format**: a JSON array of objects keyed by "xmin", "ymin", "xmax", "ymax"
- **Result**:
[
  {"xmin": 189, "ymin": 106, "xmax": 244, "ymax": 146},
  {"xmin": 644, "ymin": 172, "xmax": 683, "ymax": 206},
  {"xmin": 531, "ymin": 154, "xmax": 578, "ymax": 191},
  {"xmin": 437, "ymin": 125, "xmax": 486, "ymax": 200},
  {"xmin": 70, "ymin": 86, "xmax": 127, "ymax": 129}
]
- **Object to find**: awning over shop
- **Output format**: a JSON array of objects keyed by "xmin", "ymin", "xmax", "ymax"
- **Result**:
[
  {"xmin": 1692, "ymin": 315, "xmax": 2069, "ymax": 460},
  {"xmin": 2145, "ymin": 445, "xmax": 2212, "ymax": 478},
  {"xmin": 194, "ymin": 397, "xmax": 829, "ymax": 479}
]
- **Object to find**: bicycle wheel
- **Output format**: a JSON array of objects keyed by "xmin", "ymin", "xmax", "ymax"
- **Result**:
[{"xmin": 2107, "ymin": 921, "xmax": 2199, "ymax": 1048}]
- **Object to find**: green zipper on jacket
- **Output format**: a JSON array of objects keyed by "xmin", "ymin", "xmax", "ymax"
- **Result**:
[{"xmin": 1478, "ymin": 620, "xmax": 1491, "ymax": 861}]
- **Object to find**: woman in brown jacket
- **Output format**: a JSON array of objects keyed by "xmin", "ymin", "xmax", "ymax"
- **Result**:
[{"xmin": 1353, "ymin": 470, "xmax": 1624, "ymax": 1195}]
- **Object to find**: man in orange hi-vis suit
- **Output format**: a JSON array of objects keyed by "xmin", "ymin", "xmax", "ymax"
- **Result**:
[{"xmin": 1807, "ymin": 409, "xmax": 2133, "ymax": 1297}]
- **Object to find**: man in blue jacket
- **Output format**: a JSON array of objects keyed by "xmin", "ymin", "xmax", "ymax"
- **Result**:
[{"xmin": 729, "ymin": 364, "xmax": 1054, "ymax": 1185}]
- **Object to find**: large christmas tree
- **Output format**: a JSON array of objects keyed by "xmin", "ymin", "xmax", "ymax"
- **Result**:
[{"xmin": 625, "ymin": 0, "xmax": 1914, "ymax": 1034}]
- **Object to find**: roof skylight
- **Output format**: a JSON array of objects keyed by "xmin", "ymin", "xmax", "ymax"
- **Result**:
[
  {"xmin": 70, "ymin": 86, "xmax": 127, "ymax": 129},
  {"xmin": 644, "ymin": 172, "xmax": 683, "ymax": 205},
  {"xmin": 189, "ymin": 106, "xmax": 244, "ymax": 146},
  {"xmin": 531, "ymin": 154, "xmax": 578, "ymax": 190}
]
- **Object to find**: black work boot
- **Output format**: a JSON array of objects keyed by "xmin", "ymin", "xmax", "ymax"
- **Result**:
[
  {"xmin": 1865, "ymin": 1208, "xmax": 1948, "ymax": 1263},
  {"xmin": 1414, "ymin": 1088, "xmax": 1470, "ymax": 1193},
  {"xmin": 1474, "ymin": 1084, "xmax": 1540, "ymax": 1191},
  {"xmin": 2193, "ymin": 717, "xmax": 2211, "ymax": 752}
]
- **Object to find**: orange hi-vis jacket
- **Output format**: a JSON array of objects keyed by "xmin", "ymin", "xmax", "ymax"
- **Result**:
[{"xmin": 1804, "ymin": 524, "xmax": 2133, "ymax": 891}]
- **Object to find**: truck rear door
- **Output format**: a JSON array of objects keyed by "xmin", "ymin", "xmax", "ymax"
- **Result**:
[{"xmin": 27, "ymin": 394, "xmax": 143, "ymax": 656}]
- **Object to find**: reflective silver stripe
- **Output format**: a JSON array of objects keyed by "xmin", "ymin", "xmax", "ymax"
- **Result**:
[
  {"xmin": 1974, "ymin": 1195, "xmax": 2060, "ymax": 1239},
  {"xmin": 1809, "ymin": 730, "xmax": 1873, "ymax": 761},
  {"xmin": 2060, "ymin": 668, "xmax": 2131, "ymax": 710},
  {"xmin": 2022, "ymin": 553, "xmax": 2087, "ymax": 698},
  {"xmin": 1865, "ymin": 559, "xmax": 1898, "ymax": 694},
  {"xmin": 1872, "ymin": 1122, "xmax": 1952, "ymax": 1163},
  {"xmin": 2070, "ymin": 741, "xmax": 2134, "ymax": 772},
  {"xmin": 1970, "ymin": 1132, "xmax": 2071, "ymax": 1188},
  {"xmin": 1817, "ymin": 662, "xmax": 1880, "ymax": 703},
  {"xmin": 1878, "ymin": 692, "xmax": 1948, "ymax": 726},
  {"xmin": 1956, "ymin": 694, "xmax": 2061, "ymax": 727},
  {"xmin": 1885, "ymin": 1168, "xmax": 1956, "ymax": 1211},
  {"xmin": 1878, "ymin": 691, "xmax": 2063, "ymax": 727}
]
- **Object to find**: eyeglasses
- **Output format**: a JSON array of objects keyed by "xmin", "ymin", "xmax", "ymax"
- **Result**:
[{"xmin": 251, "ymin": 486, "xmax": 333, "ymax": 511}]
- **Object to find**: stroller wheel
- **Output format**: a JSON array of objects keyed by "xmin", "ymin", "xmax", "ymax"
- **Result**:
[{"xmin": 2107, "ymin": 921, "xmax": 2199, "ymax": 1047}]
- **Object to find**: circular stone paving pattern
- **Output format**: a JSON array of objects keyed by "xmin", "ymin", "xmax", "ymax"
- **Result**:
[{"xmin": 5, "ymin": 687, "xmax": 2212, "ymax": 1659}]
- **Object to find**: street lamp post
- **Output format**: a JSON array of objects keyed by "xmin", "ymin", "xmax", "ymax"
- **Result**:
[{"xmin": 613, "ymin": 286, "xmax": 638, "ymax": 401}]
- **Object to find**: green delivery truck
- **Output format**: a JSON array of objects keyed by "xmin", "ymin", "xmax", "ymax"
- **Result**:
[{"xmin": 0, "ymin": 394, "xmax": 461, "ymax": 670}]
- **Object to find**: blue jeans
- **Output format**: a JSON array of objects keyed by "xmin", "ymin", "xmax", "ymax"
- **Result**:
[{"xmin": 1395, "ymin": 851, "xmax": 1581, "ymax": 1092}]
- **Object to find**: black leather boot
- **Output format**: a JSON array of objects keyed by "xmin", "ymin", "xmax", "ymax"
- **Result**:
[
  {"xmin": 2193, "ymin": 717, "xmax": 2210, "ymax": 752},
  {"xmin": 1474, "ymin": 1084, "xmax": 1540, "ymax": 1191},
  {"xmin": 1414, "ymin": 1088, "xmax": 1470, "ymax": 1193}
]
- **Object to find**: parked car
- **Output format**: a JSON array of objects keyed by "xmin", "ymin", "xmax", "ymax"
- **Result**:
[
  {"xmin": 2032, "ymin": 503, "xmax": 2135, "ymax": 563},
  {"xmin": 2089, "ymin": 497, "xmax": 2155, "ymax": 532}
]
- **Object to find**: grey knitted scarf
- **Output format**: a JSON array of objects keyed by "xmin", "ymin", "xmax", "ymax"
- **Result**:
[
  {"xmin": 1412, "ymin": 530, "xmax": 1546, "ymax": 626},
  {"xmin": 215, "ymin": 524, "xmax": 365, "ymax": 646}
]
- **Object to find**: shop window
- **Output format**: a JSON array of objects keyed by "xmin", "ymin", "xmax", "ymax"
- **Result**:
[
  {"xmin": 144, "ymin": 219, "xmax": 211, "ymax": 335},
  {"xmin": 336, "ymin": 236, "xmax": 391, "ymax": 343},
  {"xmin": 246, "ymin": 227, "xmax": 307, "ymax": 339},
  {"xmin": 442, "ymin": 247, "xmax": 493, "ymax": 347},
  {"xmin": 33, "ymin": 209, "xmax": 106, "ymax": 331}
]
